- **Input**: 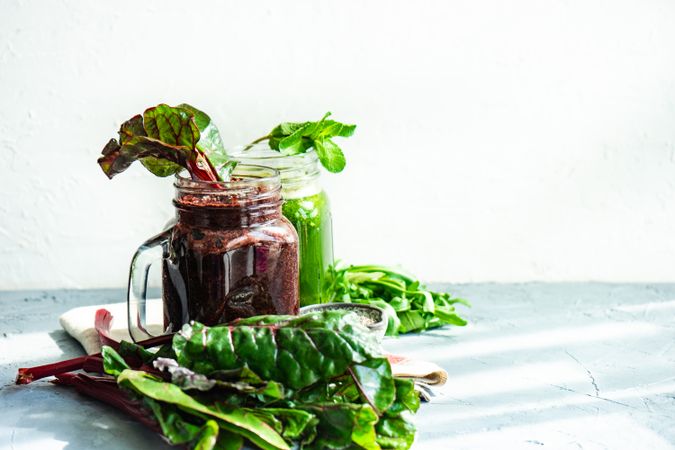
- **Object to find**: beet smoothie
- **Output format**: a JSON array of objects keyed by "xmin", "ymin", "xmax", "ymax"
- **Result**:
[{"xmin": 160, "ymin": 167, "xmax": 299, "ymax": 330}]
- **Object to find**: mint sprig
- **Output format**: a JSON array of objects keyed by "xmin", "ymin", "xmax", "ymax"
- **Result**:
[{"xmin": 247, "ymin": 112, "xmax": 356, "ymax": 173}]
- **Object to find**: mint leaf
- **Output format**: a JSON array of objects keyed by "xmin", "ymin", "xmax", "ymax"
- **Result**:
[
  {"xmin": 248, "ymin": 112, "xmax": 355, "ymax": 173},
  {"xmin": 314, "ymin": 138, "xmax": 346, "ymax": 173}
]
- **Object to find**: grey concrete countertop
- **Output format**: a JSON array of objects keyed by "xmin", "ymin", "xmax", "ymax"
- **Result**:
[{"xmin": 1, "ymin": 284, "xmax": 675, "ymax": 449}]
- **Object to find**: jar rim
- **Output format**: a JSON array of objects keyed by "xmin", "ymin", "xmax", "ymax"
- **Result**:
[
  {"xmin": 174, "ymin": 164, "xmax": 281, "ymax": 192},
  {"xmin": 229, "ymin": 144, "xmax": 320, "ymax": 188}
]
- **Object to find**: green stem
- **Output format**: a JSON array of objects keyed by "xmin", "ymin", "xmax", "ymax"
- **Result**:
[{"xmin": 243, "ymin": 135, "xmax": 271, "ymax": 151}]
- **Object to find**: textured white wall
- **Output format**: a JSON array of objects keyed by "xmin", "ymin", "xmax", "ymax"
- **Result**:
[{"xmin": 1, "ymin": 0, "xmax": 675, "ymax": 289}]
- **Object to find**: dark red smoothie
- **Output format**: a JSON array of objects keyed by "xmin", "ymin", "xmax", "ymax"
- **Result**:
[{"xmin": 161, "ymin": 172, "xmax": 299, "ymax": 330}]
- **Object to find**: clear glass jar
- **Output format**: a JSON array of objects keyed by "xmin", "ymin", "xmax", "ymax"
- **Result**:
[
  {"xmin": 127, "ymin": 164, "xmax": 299, "ymax": 341},
  {"xmin": 232, "ymin": 145, "xmax": 334, "ymax": 307}
]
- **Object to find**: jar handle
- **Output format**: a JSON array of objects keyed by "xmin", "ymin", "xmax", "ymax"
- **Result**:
[{"xmin": 127, "ymin": 229, "xmax": 171, "ymax": 342}]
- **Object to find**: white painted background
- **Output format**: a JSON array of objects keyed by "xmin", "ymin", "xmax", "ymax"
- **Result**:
[{"xmin": 1, "ymin": 0, "xmax": 675, "ymax": 290}]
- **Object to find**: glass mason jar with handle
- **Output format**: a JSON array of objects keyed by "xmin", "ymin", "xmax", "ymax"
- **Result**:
[
  {"xmin": 232, "ymin": 145, "xmax": 334, "ymax": 307},
  {"xmin": 127, "ymin": 165, "xmax": 299, "ymax": 342}
]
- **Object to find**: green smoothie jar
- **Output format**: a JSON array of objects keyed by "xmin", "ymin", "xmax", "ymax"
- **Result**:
[{"xmin": 232, "ymin": 145, "xmax": 333, "ymax": 306}]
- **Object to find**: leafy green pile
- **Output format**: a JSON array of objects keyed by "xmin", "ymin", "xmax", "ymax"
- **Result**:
[
  {"xmin": 98, "ymin": 104, "xmax": 235, "ymax": 182},
  {"xmin": 324, "ymin": 264, "xmax": 470, "ymax": 335},
  {"xmin": 246, "ymin": 112, "xmax": 356, "ymax": 173},
  {"xmin": 42, "ymin": 311, "xmax": 419, "ymax": 450}
]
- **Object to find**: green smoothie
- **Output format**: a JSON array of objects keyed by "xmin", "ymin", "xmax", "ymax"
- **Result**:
[{"xmin": 282, "ymin": 191, "xmax": 333, "ymax": 307}]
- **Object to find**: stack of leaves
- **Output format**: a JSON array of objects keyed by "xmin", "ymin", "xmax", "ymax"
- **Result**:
[
  {"xmin": 17, "ymin": 311, "xmax": 419, "ymax": 450},
  {"xmin": 323, "ymin": 264, "xmax": 470, "ymax": 336}
]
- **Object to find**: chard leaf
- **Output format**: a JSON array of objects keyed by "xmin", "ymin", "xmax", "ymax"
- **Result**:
[
  {"xmin": 118, "ymin": 115, "xmax": 145, "ymax": 145},
  {"xmin": 145, "ymin": 398, "xmax": 204, "ymax": 445},
  {"xmin": 350, "ymin": 357, "xmax": 396, "ymax": 413},
  {"xmin": 118, "ymin": 340, "xmax": 165, "ymax": 365},
  {"xmin": 143, "ymin": 104, "xmax": 199, "ymax": 148},
  {"xmin": 140, "ymin": 156, "xmax": 184, "ymax": 177},
  {"xmin": 118, "ymin": 369, "xmax": 289, "ymax": 450},
  {"xmin": 386, "ymin": 379, "xmax": 420, "ymax": 416},
  {"xmin": 102, "ymin": 345, "xmax": 130, "ymax": 377},
  {"xmin": 154, "ymin": 357, "xmax": 285, "ymax": 400},
  {"xmin": 154, "ymin": 357, "xmax": 216, "ymax": 391},
  {"xmin": 146, "ymin": 399, "xmax": 243, "ymax": 450},
  {"xmin": 300, "ymin": 403, "xmax": 379, "ymax": 450},
  {"xmin": 248, "ymin": 408, "xmax": 317, "ymax": 441},
  {"xmin": 375, "ymin": 379, "xmax": 419, "ymax": 449},
  {"xmin": 176, "ymin": 103, "xmax": 232, "ymax": 173},
  {"xmin": 376, "ymin": 416, "xmax": 416, "ymax": 450},
  {"xmin": 99, "ymin": 131, "xmax": 194, "ymax": 178},
  {"xmin": 173, "ymin": 311, "xmax": 381, "ymax": 391},
  {"xmin": 194, "ymin": 420, "xmax": 219, "ymax": 450},
  {"xmin": 98, "ymin": 103, "xmax": 227, "ymax": 182}
]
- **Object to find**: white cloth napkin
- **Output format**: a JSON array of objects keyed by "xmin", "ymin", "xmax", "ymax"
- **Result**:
[
  {"xmin": 59, "ymin": 302, "xmax": 448, "ymax": 386},
  {"xmin": 59, "ymin": 300, "xmax": 163, "ymax": 355}
]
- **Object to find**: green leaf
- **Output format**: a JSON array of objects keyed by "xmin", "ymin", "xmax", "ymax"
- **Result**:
[
  {"xmin": 117, "ymin": 369, "xmax": 289, "ymax": 450},
  {"xmin": 140, "ymin": 157, "xmax": 183, "ymax": 177},
  {"xmin": 376, "ymin": 416, "xmax": 416, "ymax": 450},
  {"xmin": 434, "ymin": 307, "xmax": 468, "ymax": 326},
  {"xmin": 350, "ymin": 357, "xmax": 396, "ymax": 413},
  {"xmin": 145, "ymin": 399, "xmax": 244, "ymax": 450},
  {"xmin": 375, "ymin": 379, "xmax": 419, "ymax": 449},
  {"xmin": 176, "ymin": 103, "xmax": 230, "ymax": 167},
  {"xmin": 144, "ymin": 398, "xmax": 203, "ymax": 445},
  {"xmin": 420, "ymin": 291, "xmax": 435, "ymax": 313},
  {"xmin": 277, "ymin": 123, "xmax": 313, "ymax": 156},
  {"xmin": 101, "ymin": 346, "xmax": 130, "ymax": 377},
  {"xmin": 314, "ymin": 139, "xmax": 346, "ymax": 173},
  {"xmin": 118, "ymin": 339, "xmax": 167, "ymax": 365},
  {"xmin": 216, "ymin": 160, "xmax": 238, "ymax": 181},
  {"xmin": 315, "ymin": 120, "xmax": 356, "ymax": 139},
  {"xmin": 143, "ymin": 104, "xmax": 199, "ymax": 148},
  {"xmin": 389, "ymin": 296, "xmax": 410, "ymax": 312},
  {"xmin": 246, "ymin": 112, "xmax": 355, "ymax": 173},
  {"xmin": 194, "ymin": 420, "xmax": 219, "ymax": 450},
  {"xmin": 172, "ymin": 311, "xmax": 381, "ymax": 391},
  {"xmin": 301, "ymin": 403, "xmax": 379, "ymax": 450},
  {"xmin": 249, "ymin": 408, "xmax": 317, "ymax": 441},
  {"xmin": 118, "ymin": 115, "xmax": 145, "ymax": 145},
  {"xmin": 154, "ymin": 357, "xmax": 285, "ymax": 400},
  {"xmin": 386, "ymin": 378, "xmax": 420, "ymax": 416},
  {"xmin": 397, "ymin": 311, "xmax": 426, "ymax": 334},
  {"xmin": 323, "ymin": 263, "xmax": 469, "ymax": 335}
]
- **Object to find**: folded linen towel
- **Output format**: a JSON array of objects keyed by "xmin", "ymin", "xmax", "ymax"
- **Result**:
[
  {"xmin": 59, "ymin": 300, "xmax": 164, "ymax": 355},
  {"xmin": 59, "ymin": 302, "xmax": 448, "ymax": 387}
]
